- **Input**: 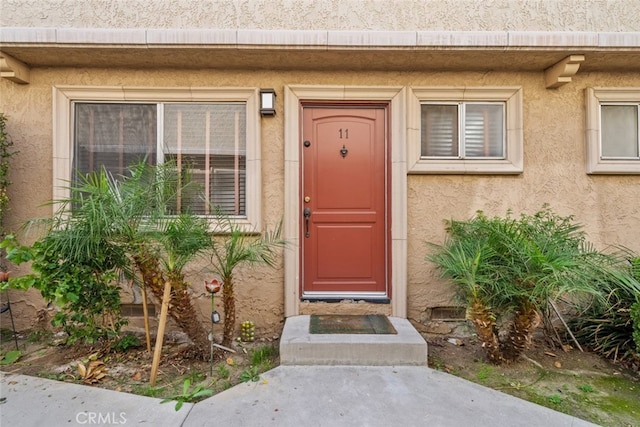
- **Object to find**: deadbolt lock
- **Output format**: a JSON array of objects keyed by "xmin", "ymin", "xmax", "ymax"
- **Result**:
[{"xmin": 304, "ymin": 196, "xmax": 311, "ymax": 203}]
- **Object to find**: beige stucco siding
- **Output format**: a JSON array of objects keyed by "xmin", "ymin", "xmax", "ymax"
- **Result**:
[
  {"xmin": 2, "ymin": 61, "xmax": 639, "ymax": 333},
  {"xmin": 2, "ymin": 0, "xmax": 639, "ymax": 32},
  {"xmin": 0, "ymin": 67, "xmax": 292, "ymax": 333},
  {"xmin": 408, "ymin": 71, "xmax": 640, "ymax": 323}
]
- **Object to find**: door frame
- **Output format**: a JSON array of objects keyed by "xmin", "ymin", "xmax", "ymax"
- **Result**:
[{"xmin": 283, "ymin": 85, "xmax": 407, "ymax": 318}]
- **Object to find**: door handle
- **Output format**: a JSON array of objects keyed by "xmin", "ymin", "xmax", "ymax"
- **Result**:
[{"xmin": 303, "ymin": 208, "xmax": 311, "ymax": 238}]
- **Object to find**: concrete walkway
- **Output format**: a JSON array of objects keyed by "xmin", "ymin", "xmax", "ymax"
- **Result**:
[{"xmin": 1, "ymin": 367, "xmax": 598, "ymax": 427}]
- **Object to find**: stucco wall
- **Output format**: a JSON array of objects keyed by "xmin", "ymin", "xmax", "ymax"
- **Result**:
[
  {"xmin": 1, "ymin": 59, "xmax": 639, "ymax": 334},
  {"xmin": 407, "ymin": 70, "xmax": 640, "ymax": 326},
  {"xmin": 0, "ymin": 67, "xmax": 290, "ymax": 334},
  {"xmin": 2, "ymin": 0, "xmax": 639, "ymax": 32}
]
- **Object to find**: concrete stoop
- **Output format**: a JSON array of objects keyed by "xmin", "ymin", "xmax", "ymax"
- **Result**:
[{"xmin": 279, "ymin": 315, "xmax": 428, "ymax": 366}]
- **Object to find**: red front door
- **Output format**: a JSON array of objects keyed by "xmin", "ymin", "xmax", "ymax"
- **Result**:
[{"xmin": 301, "ymin": 106, "xmax": 389, "ymax": 297}]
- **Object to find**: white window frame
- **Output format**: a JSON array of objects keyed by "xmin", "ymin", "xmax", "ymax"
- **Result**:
[
  {"xmin": 408, "ymin": 87, "xmax": 523, "ymax": 174},
  {"xmin": 585, "ymin": 87, "xmax": 640, "ymax": 174},
  {"xmin": 53, "ymin": 86, "xmax": 262, "ymax": 231}
]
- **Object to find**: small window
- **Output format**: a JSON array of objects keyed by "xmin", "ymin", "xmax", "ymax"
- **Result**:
[
  {"xmin": 586, "ymin": 88, "xmax": 640, "ymax": 174},
  {"xmin": 409, "ymin": 87, "xmax": 522, "ymax": 174},
  {"xmin": 600, "ymin": 104, "xmax": 639, "ymax": 159},
  {"xmin": 421, "ymin": 103, "xmax": 505, "ymax": 159},
  {"xmin": 54, "ymin": 87, "xmax": 261, "ymax": 230}
]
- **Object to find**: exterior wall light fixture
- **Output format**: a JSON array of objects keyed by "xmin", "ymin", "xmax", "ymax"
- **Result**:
[{"xmin": 260, "ymin": 88, "xmax": 276, "ymax": 116}]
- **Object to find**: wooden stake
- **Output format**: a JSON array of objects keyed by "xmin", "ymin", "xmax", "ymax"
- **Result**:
[
  {"xmin": 548, "ymin": 298, "xmax": 584, "ymax": 352},
  {"xmin": 213, "ymin": 343, "xmax": 237, "ymax": 354},
  {"xmin": 140, "ymin": 284, "xmax": 152, "ymax": 353},
  {"xmin": 150, "ymin": 281, "xmax": 171, "ymax": 386}
]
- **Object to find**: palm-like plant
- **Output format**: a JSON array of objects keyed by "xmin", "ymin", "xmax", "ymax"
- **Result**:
[
  {"xmin": 2, "ymin": 168, "xmax": 133, "ymax": 342},
  {"xmin": 571, "ymin": 257, "xmax": 640, "ymax": 363},
  {"xmin": 428, "ymin": 207, "xmax": 640, "ymax": 364},
  {"xmin": 428, "ymin": 236, "xmax": 505, "ymax": 363},
  {"xmin": 208, "ymin": 214, "xmax": 285, "ymax": 347},
  {"xmin": 148, "ymin": 214, "xmax": 213, "ymax": 353},
  {"xmin": 42, "ymin": 161, "xmax": 212, "ymax": 353}
]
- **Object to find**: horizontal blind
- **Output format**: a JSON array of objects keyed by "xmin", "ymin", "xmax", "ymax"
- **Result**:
[
  {"xmin": 164, "ymin": 154, "xmax": 246, "ymax": 215},
  {"xmin": 421, "ymin": 104, "xmax": 458, "ymax": 157},
  {"xmin": 164, "ymin": 103, "xmax": 246, "ymax": 216},
  {"xmin": 73, "ymin": 103, "xmax": 157, "ymax": 181},
  {"xmin": 464, "ymin": 104, "xmax": 504, "ymax": 158}
]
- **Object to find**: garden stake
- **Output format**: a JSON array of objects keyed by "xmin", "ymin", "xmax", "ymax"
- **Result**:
[
  {"xmin": 205, "ymin": 279, "xmax": 222, "ymax": 377},
  {"xmin": 549, "ymin": 298, "xmax": 583, "ymax": 352},
  {"xmin": 141, "ymin": 283, "xmax": 151, "ymax": 352},
  {"xmin": 1, "ymin": 289, "xmax": 19, "ymax": 351},
  {"xmin": 209, "ymin": 290, "xmax": 215, "ymax": 377},
  {"xmin": 150, "ymin": 280, "xmax": 171, "ymax": 386}
]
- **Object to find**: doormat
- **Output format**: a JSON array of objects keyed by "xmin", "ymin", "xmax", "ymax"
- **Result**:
[{"xmin": 309, "ymin": 314, "xmax": 397, "ymax": 335}]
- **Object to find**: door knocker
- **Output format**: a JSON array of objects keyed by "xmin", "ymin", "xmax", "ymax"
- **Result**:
[{"xmin": 340, "ymin": 144, "xmax": 348, "ymax": 158}]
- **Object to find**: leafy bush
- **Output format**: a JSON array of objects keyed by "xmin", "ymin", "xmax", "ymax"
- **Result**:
[
  {"xmin": 112, "ymin": 333, "xmax": 141, "ymax": 352},
  {"xmin": 2, "ymin": 232, "xmax": 126, "ymax": 344},
  {"xmin": 428, "ymin": 206, "xmax": 639, "ymax": 364},
  {"xmin": 1, "ymin": 164, "xmax": 131, "ymax": 344},
  {"xmin": 3, "ymin": 161, "xmax": 214, "ymax": 353},
  {"xmin": 0, "ymin": 113, "xmax": 14, "ymax": 237},
  {"xmin": 571, "ymin": 257, "xmax": 640, "ymax": 363},
  {"xmin": 631, "ymin": 301, "xmax": 640, "ymax": 356}
]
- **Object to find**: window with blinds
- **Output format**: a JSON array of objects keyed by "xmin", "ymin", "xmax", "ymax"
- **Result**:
[
  {"xmin": 421, "ymin": 102, "xmax": 505, "ymax": 159},
  {"xmin": 600, "ymin": 104, "xmax": 640, "ymax": 159},
  {"xmin": 73, "ymin": 102, "xmax": 247, "ymax": 216}
]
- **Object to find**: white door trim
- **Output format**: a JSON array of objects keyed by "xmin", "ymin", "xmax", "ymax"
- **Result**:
[{"xmin": 283, "ymin": 85, "xmax": 407, "ymax": 318}]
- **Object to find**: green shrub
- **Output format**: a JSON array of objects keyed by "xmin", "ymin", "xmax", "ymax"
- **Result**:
[
  {"xmin": 428, "ymin": 206, "xmax": 639, "ymax": 364},
  {"xmin": 113, "ymin": 333, "xmax": 140, "ymax": 352},
  {"xmin": 0, "ymin": 113, "xmax": 14, "ymax": 237},
  {"xmin": 632, "ymin": 258, "xmax": 640, "ymax": 356},
  {"xmin": 571, "ymin": 257, "xmax": 640, "ymax": 363},
  {"xmin": 2, "ymin": 227, "xmax": 127, "ymax": 344},
  {"xmin": 631, "ymin": 301, "xmax": 640, "ymax": 356},
  {"xmin": 31, "ymin": 233, "xmax": 126, "ymax": 344},
  {"xmin": 3, "ymin": 161, "xmax": 214, "ymax": 352}
]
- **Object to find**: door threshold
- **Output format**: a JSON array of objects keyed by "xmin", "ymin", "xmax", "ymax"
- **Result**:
[{"xmin": 301, "ymin": 297, "xmax": 390, "ymax": 304}]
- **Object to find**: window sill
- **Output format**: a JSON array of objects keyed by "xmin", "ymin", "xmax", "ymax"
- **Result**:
[
  {"xmin": 586, "ymin": 160, "xmax": 640, "ymax": 175},
  {"xmin": 409, "ymin": 158, "xmax": 523, "ymax": 174}
]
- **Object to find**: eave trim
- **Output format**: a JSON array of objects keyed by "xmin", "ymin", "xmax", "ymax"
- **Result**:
[{"xmin": 1, "ymin": 28, "xmax": 639, "ymax": 50}]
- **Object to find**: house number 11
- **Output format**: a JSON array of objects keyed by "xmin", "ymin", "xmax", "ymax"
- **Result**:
[{"xmin": 339, "ymin": 128, "xmax": 349, "ymax": 139}]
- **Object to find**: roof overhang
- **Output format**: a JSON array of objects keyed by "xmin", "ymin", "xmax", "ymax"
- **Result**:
[{"xmin": 1, "ymin": 28, "xmax": 639, "ymax": 73}]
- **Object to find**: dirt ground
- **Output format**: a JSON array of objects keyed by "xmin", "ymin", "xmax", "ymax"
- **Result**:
[
  {"xmin": 425, "ymin": 333, "xmax": 640, "ymax": 427},
  {"xmin": 1, "ymin": 326, "xmax": 639, "ymax": 426},
  {"xmin": 0, "ymin": 328, "xmax": 280, "ymax": 400}
]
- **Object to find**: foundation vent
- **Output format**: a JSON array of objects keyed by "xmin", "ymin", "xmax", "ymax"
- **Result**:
[
  {"xmin": 430, "ymin": 307, "xmax": 466, "ymax": 321},
  {"xmin": 120, "ymin": 303, "xmax": 156, "ymax": 318}
]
